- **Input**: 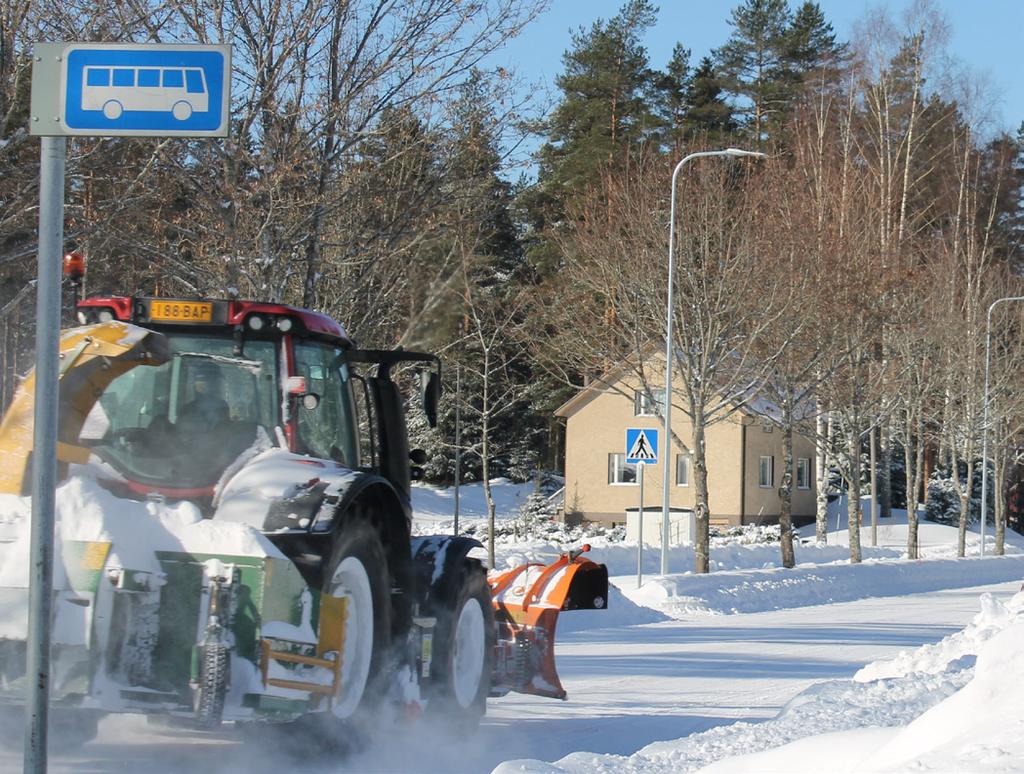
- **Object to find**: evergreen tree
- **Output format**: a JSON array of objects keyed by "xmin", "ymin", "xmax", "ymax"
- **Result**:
[
  {"xmin": 654, "ymin": 43, "xmax": 693, "ymax": 153},
  {"xmin": 983, "ymin": 123, "xmax": 1024, "ymax": 269},
  {"xmin": 683, "ymin": 56, "xmax": 737, "ymax": 142},
  {"xmin": 327, "ymin": 106, "xmax": 446, "ymax": 346},
  {"xmin": 406, "ymin": 73, "xmax": 548, "ymax": 487},
  {"xmin": 523, "ymin": 0, "xmax": 661, "ymax": 273},
  {"xmin": 716, "ymin": 0, "xmax": 793, "ymax": 146},
  {"xmin": 781, "ymin": 1, "xmax": 847, "ymax": 89}
]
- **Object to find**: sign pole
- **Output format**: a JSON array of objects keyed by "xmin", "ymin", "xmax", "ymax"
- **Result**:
[
  {"xmin": 626, "ymin": 427, "xmax": 657, "ymax": 589},
  {"xmin": 24, "ymin": 134, "xmax": 66, "ymax": 774},
  {"xmin": 637, "ymin": 463, "xmax": 644, "ymax": 588},
  {"xmin": 23, "ymin": 41, "xmax": 231, "ymax": 771},
  {"xmin": 453, "ymin": 364, "xmax": 460, "ymax": 537}
]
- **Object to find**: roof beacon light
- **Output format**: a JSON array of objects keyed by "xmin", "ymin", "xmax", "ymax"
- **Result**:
[{"xmin": 63, "ymin": 251, "xmax": 85, "ymax": 282}]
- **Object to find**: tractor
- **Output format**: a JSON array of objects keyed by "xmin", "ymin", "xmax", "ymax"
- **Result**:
[{"xmin": 0, "ymin": 295, "xmax": 607, "ymax": 747}]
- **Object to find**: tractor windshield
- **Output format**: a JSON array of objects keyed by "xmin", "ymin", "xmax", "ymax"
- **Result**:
[{"xmin": 81, "ymin": 333, "xmax": 279, "ymax": 490}]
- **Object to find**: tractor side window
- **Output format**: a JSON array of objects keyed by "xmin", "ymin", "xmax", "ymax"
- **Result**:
[
  {"xmin": 350, "ymin": 371, "xmax": 376, "ymax": 468},
  {"xmin": 292, "ymin": 342, "xmax": 360, "ymax": 466}
]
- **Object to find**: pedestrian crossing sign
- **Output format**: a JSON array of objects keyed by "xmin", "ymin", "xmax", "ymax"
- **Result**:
[{"xmin": 625, "ymin": 428, "xmax": 659, "ymax": 464}]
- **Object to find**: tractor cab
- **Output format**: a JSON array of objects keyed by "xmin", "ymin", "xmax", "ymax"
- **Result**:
[{"xmin": 76, "ymin": 297, "xmax": 364, "ymax": 500}]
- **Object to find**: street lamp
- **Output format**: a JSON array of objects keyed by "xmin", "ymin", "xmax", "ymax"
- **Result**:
[
  {"xmin": 979, "ymin": 295, "xmax": 1024, "ymax": 557},
  {"xmin": 660, "ymin": 148, "xmax": 767, "ymax": 575}
]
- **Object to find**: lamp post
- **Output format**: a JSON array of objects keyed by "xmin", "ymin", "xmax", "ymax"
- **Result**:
[
  {"xmin": 979, "ymin": 295, "xmax": 1024, "ymax": 557},
  {"xmin": 660, "ymin": 148, "xmax": 766, "ymax": 575}
]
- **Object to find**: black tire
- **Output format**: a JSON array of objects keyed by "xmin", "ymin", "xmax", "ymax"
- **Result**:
[
  {"xmin": 195, "ymin": 642, "xmax": 229, "ymax": 728},
  {"xmin": 424, "ymin": 561, "xmax": 495, "ymax": 729},
  {"xmin": 0, "ymin": 706, "xmax": 101, "ymax": 752},
  {"xmin": 321, "ymin": 521, "xmax": 392, "ymax": 722}
]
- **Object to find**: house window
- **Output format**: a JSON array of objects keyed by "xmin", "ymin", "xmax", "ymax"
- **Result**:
[
  {"xmin": 676, "ymin": 454, "xmax": 690, "ymax": 486},
  {"xmin": 797, "ymin": 458, "xmax": 810, "ymax": 490},
  {"xmin": 758, "ymin": 455, "xmax": 773, "ymax": 488},
  {"xmin": 634, "ymin": 388, "xmax": 665, "ymax": 416},
  {"xmin": 608, "ymin": 453, "xmax": 637, "ymax": 485}
]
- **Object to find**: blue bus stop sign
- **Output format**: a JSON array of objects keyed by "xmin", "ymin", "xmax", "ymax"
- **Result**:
[{"xmin": 31, "ymin": 43, "xmax": 231, "ymax": 138}]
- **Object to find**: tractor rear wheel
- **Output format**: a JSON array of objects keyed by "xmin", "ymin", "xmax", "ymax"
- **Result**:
[{"xmin": 424, "ymin": 561, "xmax": 494, "ymax": 729}]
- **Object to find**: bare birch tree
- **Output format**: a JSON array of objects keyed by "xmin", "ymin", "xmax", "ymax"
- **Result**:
[{"xmin": 537, "ymin": 149, "xmax": 789, "ymax": 574}]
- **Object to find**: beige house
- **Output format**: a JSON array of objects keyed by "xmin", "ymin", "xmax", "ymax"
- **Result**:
[{"xmin": 554, "ymin": 366, "xmax": 816, "ymax": 528}]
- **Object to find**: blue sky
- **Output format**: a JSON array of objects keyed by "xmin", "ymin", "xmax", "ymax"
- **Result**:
[{"xmin": 493, "ymin": 0, "xmax": 1023, "ymax": 136}]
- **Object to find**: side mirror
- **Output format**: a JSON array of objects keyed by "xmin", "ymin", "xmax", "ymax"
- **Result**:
[
  {"xmin": 421, "ymin": 371, "xmax": 441, "ymax": 428},
  {"xmin": 409, "ymin": 448, "xmax": 427, "ymax": 465}
]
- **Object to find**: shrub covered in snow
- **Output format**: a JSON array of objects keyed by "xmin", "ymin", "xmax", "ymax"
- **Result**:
[
  {"xmin": 710, "ymin": 524, "xmax": 781, "ymax": 546},
  {"xmin": 925, "ymin": 470, "xmax": 962, "ymax": 524}
]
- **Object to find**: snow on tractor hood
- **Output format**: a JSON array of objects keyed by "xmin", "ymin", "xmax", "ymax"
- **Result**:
[
  {"xmin": 213, "ymin": 447, "xmax": 362, "ymax": 533},
  {"xmin": 0, "ymin": 474, "xmax": 286, "ymax": 641}
]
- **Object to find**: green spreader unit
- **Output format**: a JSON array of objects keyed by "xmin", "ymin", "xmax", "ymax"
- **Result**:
[{"xmin": 0, "ymin": 539, "xmax": 344, "ymax": 725}]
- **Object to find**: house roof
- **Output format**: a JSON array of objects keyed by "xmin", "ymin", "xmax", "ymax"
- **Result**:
[
  {"xmin": 554, "ymin": 353, "xmax": 816, "ymax": 423},
  {"xmin": 553, "ymin": 354, "xmax": 651, "ymax": 418}
]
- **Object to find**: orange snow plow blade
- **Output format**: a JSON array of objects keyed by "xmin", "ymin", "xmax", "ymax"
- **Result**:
[
  {"xmin": 489, "ymin": 545, "xmax": 608, "ymax": 700},
  {"xmin": 0, "ymin": 321, "xmax": 169, "ymax": 495}
]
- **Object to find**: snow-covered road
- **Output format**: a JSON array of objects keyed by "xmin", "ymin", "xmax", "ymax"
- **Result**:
[{"xmin": 6, "ymin": 577, "xmax": 1019, "ymax": 774}]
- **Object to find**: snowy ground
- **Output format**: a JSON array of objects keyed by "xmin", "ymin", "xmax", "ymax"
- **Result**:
[{"xmin": 2, "ymin": 480, "xmax": 1024, "ymax": 772}]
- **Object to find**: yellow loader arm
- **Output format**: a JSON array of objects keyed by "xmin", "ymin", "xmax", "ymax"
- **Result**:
[{"xmin": 0, "ymin": 321, "xmax": 169, "ymax": 495}]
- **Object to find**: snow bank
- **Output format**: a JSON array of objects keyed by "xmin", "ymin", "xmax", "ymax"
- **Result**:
[
  {"xmin": 412, "ymin": 479, "xmax": 541, "ymax": 525},
  {"xmin": 492, "ymin": 590, "xmax": 1024, "ymax": 774},
  {"xmin": 482, "ymin": 526, "xmax": 1024, "ymax": 621},
  {"xmin": 800, "ymin": 496, "xmax": 1024, "ymax": 557},
  {"xmin": 616, "ymin": 555, "xmax": 1024, "ymax": 618}
]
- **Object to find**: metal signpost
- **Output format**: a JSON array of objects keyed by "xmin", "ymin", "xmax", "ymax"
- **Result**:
[
  {"xmin": 626, "ymin": 428, "xmax": 658, "ymax": 588},
  {"xmin": 980, "ymin": 296, "xmax": 1024, "ymax": 558},
  {"xmin": 27, "ymin": 41, "xmax": 229, "ymax": 772}
]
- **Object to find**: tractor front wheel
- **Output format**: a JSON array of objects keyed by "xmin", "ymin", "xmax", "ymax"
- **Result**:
[
  {"xmin": 322, "ymin": 521, "xmax": 392, "ymax": 721},
  {"xmin": 195, "ymin": 641, "xmax": 230, "ymax": 727}
]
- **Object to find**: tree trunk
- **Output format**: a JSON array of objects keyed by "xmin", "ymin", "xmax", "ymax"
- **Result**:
[
  {"xmin": 692, "ymin": 415, "xmax": 711, "ymax": 574},
  {"xmin": 779, "ymin": 409, "xmax": 795, "ymax": 569},
  {"xmin": 913, "ymin": 415, "xmax": 925, "ymax": 522},
  {"xmin": 815, "ymin": 409, "xmax": 829, "ymax": 544},
  {"xmin": 847, "ymin": 427, "xmax": 862, "ymax": 564},
  {"xmin": 879, "ymin": 417, "xmax": 892, "ymax": 518},
  {"xmin": 482, "ymin": 416, "xmax": 495, "ymax": 569},
  {"xmin": 481, "ymin": 344, "xmax": 496, "ymax": 568},
  {"xmin": 905, "ymin": 408, "xmax": 919, "ymax": 559},
  {"xmin": 995, "ymin": 446, "xmax": 1006, "ymax": 556},
  {"xmin": 302, "ymin": 6, "xmax": 343, "ymax": 308},
  {"xmin": 953, "ymin": 444, "xmax": 967, "ymax": 557},
  {"xmin": 869, "ymin": 424, "xmax": 878, "ymax": 548}
]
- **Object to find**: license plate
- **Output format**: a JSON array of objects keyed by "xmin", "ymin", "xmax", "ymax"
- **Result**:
[{"xmin": 149, "ymin": 300, "xmax": 213, "ymax": 323}]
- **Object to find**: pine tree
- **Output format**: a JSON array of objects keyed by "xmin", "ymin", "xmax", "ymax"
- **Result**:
[
  {"xmin": 406, "ymin": 73, "xmax": 549, "ymax": 488},
  {"xmin": 523, "ymin": 0, "xmax": 661, "ymax": 273},
  {"xmin": 683, "ymin": 56, "xmax": 737, "ymax": 142},
  {"xmin": 781, "ymin": 1, "xmax": 847, "ymax": 89},
  {"xmin": 716, "ymin": 0, "xmax": 793, "ymax": 146},
  {"xmin": 654, "ymin": 43, "xmax": 693, "ymax": 154}
]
